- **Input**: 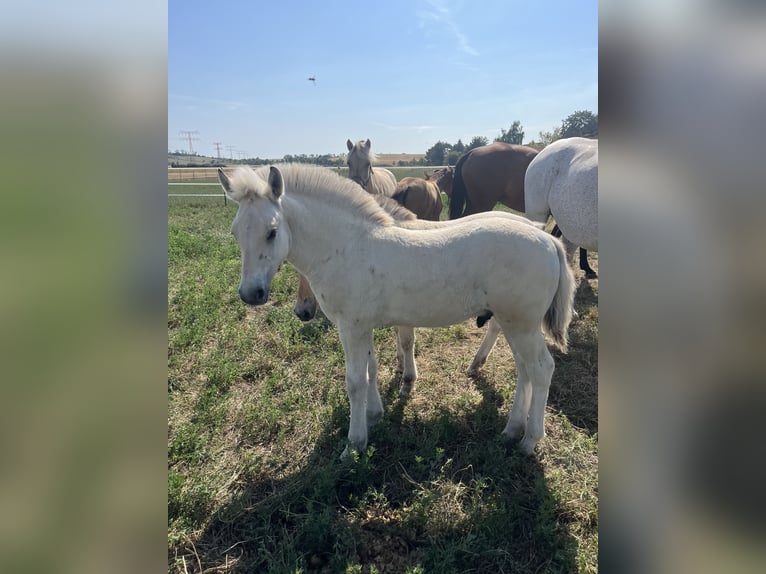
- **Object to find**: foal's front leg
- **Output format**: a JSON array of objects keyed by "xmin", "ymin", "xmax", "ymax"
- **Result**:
[{"xmin": 338, "ymin": 327, "xmax": 378, "ymax": 459}]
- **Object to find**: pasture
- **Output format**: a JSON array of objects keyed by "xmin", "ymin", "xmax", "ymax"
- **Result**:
[{"xmin": 168, "ymin": 176, "xmax": 598, "ymax": 573}]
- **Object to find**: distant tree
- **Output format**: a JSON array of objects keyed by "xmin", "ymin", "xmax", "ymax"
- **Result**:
[
  {"xmin": 495, "ymin": 120, "xmax": 524, "ymax": 144},
  {"xmin": 424, "ymin": 141, "xmax": 452, "ymax": 165},
  {"xmin": 453, "ymin": 139, "xmax": 466, "ymax": 153},
  {"xmin": 445, "ymin": 150, "xmax": 461, "ymax": 165},
  {"xmin": 538, "ymin": 127, "xmax": 562, "ymax": 146},
  {"xmin": 466, "ymin": 136, "xmax": 489, "ymax": 151},
  {"xmin": 560, "ymin": 110, "xmax": 598, "ymax": 138}
]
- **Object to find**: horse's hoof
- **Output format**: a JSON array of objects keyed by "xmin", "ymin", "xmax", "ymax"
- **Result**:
[
  {"xmin": 585, "ymin": 272, "xmax": 598, "ymax": 279},
  {"xmin": 398, "ymin": 386, "xmax": 411, "ymax": 398},
  {"xmin": 467, "ymin": 359, "xmax": 485, "ymax": 376},
  {"xmin": 366, "ymin": 410, "xmax": 383, "ymax": 428},
  {"xmin": 501, "ymin": 422, "xmax": 525, "ymax": 441},
  {"xmin": 519, "ymin": 436, "xmax": 539, "ymax": 455}
]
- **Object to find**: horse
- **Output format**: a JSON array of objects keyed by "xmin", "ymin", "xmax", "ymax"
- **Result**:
[
  {"xmin": 293, "ymin": 192, "xmax": 549, "ymax": 398},
  {"xmin": 450, "ymin": 141, "xmax": 595, "ymax": 277},
  {"xmin": 391, "ymin": 172, "xmax": 445, "ymax": 221},
  {"xmin": 217, "ymin": 164, "xmax": 575, "ymax": 458},
  {"xmin": 346, "ymin": 139, "xmax": 397, "ymax": 196},
  {"xmin": 524, "ymin": 137, "xmax": 598, "ymax": 278},
  {"xmin": 448, "ymin": 142, "xmax": 539, "ymax": 219},
  {"xmin": 426, "ymin": 166, "xmax": 454, "ymax": 199}
]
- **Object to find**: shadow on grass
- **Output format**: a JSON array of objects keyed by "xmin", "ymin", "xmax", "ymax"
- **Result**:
[
  {"xmin": 546, "ymin": 277, "xmax": 599, "ymax": 435},
  {"xmin": 172, "ymin": 376, "xmax": 583, "ymax": 573}
]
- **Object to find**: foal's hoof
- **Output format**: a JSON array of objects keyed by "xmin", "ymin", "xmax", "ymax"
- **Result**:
[
  {"xmin": 501, "ymin": 422, "xmax": 525, "ymax": 441},
  {"xmin": 585, "ymin": 271, "xmax": 598, "ymax": 280},
  {"xmin": 467, "ymin": 359, "xmax": 485, "ymax": 377},
  {"xmin": 398, "ymin": 374, "xmax": 415, "ymax": 398},
  {"xmin": 366, "ymin": 410, "xmax": 383, "ymax": 428},
  {"xmin": 519, "ymin": 436, "xmax": 540, "ymax": 455}
]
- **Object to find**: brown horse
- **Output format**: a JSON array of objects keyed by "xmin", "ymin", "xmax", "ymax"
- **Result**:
[
  {"xmin": 448, "ymin": 142, "xmax": 539, "ymax": 219},
  {"xmin": 391, "ymin": 169, "xmax": 451, "ymax": 221},
  {"xmin": 450, "ymin": 141, "xmax": 594, "ymax": 276}
]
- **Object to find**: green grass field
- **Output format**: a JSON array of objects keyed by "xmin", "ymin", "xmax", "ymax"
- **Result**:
[{"xmin": 168, "ymin": 186, "xmax": 598, "ymax": 573}]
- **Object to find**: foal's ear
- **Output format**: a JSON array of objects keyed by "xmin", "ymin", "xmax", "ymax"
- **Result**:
[
  {"xmin": 218, "ymin": 168, "xmax": 233, "ymax": 196},
  {"xmin": 346, "ymin": 139, "xmax": 354, "ymax": 151},
  {"xmin": 268, "ymin": 166, "xmax": 284, "ymax": 199},
  {"xmin": 364, "ymin": 139, "xmax": 371, "ymax": 150}
]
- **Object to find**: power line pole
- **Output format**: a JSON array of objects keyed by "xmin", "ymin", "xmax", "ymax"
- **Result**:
[
  {"xmin": 179, "ymin": 130, "xmax": 199, "ymax": 157},
  {"xmin": 212, "ymin": 142, "xmax": 223, "ymax": 159},
  {"xmin": 226, "ymin": 145, "xmax": 236, "ymax": 161}
]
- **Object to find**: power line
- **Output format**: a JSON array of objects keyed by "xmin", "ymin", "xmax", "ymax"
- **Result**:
[{"xmin": 179, "ymin": 130, "xmax": 199, "ymax": 154}]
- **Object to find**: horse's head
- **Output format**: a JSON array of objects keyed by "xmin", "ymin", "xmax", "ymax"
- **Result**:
[
  {"xmin": 294, "ymin": 273, "xmax": 317, "ymax": 321},
  {"xmin": 218, "ymin": 166, "xmax": 290, "ymax": 306},
  {"xmin": 346, "ymin": 138, "xmax": 374, "ymax": 188}
]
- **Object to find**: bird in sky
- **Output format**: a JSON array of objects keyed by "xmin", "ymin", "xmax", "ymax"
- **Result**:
[{"xmin": 307, "ymin": 76, "xmax": 316, "ymax": 85}]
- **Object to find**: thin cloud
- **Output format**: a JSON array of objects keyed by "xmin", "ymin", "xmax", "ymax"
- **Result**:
[
  {"xmin": 417, "ymin": 0, "xmax": 479, "ymax": 57},
  {"xmin": 372, "ymin": 122, "xmax": 436, "ymax": 133},
  {"xmin": 169, "ymin": 93, "xmax": 245, "ymax": 111}
]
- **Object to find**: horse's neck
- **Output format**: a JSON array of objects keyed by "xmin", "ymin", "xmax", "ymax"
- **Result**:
[{"xmin": 282, "ymin": 193, "xmax": 370, "ymax": 276}]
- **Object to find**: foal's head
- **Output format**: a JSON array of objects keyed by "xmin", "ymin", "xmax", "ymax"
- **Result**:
[
  {"xmin": 346, "ymin": 138, "xmax": 375, "ymax": 188},
  {"xmin": 427, "ymin": 166, "xmax": 454, "ymax": 197},
  {"xmin": 218, "ymin": 166, "xmax": 289, "ymax": 306}
]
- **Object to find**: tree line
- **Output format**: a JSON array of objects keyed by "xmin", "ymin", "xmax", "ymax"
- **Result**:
[
  {"xmin": 169, "ymin": 110, "xmax": 597, "ymax": 167},
  {"xmin": 423, "ymin": 109, "xmax": 597, "ymax": 166}
]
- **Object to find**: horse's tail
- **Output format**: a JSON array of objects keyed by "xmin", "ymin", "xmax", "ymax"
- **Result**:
[
  {"xmin": 543, "ymin": 237, "xmax": 576, "ymax": 353},
  {"xmin": 449, "ymin": 152, "xmax": 470, "ymax": 219}
]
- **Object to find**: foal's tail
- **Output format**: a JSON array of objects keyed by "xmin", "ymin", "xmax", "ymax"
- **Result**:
[
  {"xmin": 448, "ymin": 152, "xmax": 470, "ymax": 219},
  {"xmin": 391, "ymin": 186, "xmax": 409, "ymax": 207},
  {"xmin": 543, "ymin": 238, "xmax": 576, "ymax": 353}
]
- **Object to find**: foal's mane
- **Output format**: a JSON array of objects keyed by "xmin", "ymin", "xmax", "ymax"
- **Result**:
[{"xmin": 228, "ymin": 164, "xmax": 395, "ymax": 226}]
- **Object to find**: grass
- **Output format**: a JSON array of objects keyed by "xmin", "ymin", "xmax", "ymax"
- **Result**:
[{"xmin": 168, "ymin": 190, "xmax": 598, "ymax": 573}]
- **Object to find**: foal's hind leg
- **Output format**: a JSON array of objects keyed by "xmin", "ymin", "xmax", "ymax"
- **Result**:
[
  {"xmin": 395, "ymin": 326, "xmax": 418, "ymax": 397},
  {"xmin": 501, "ymin": 323, "xmax": 555, "ymax": 454},
  {"xmin": 467, "ymin": 318, "xmax": 502, "ymax": 376}
]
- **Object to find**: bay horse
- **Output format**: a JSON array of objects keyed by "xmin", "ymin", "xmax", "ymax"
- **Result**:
[
  {"xmin": 525, "ymin": 138, "xmax": 598, "ymax": 277},
  {"xmin": 450, "ymin": 141, "xmax": 595, "ymax": 277},
  {"xmin": 346, "ymin": 139, "xmax": 397, "ymax": 196},
  {"xmin": 391, "ymin": 172, "xmax": 445, "ymax": 221},
  {"xmin": 448, "ymin": 142, "xmax": 539, "ymax": 218},
  {"xmin": 218, "ymin": 164, "xmax": 574, "ymax": 458}
]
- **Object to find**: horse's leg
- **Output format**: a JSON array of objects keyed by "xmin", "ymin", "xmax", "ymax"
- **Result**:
[
  {"xmin": 562, "ymin": 236, "xmax": 578, "ymax": 270},
  {"xmin": 338, "ymin": 326, "xmax": 376, "ymax": 459},
  {"xmin": 500, "ymin": 324, "xmax": 554, "ymax": 454},
  {"xmin": 580, "ymin": 248, "xmax": 597, "ymax": 278},
  {"xmin": 504, "ymin": 359, "xmax": 532, "ymax": 441},
  {"xmin": 467, "ymin": 318, "xmax": 502, "ymax": 376},
  {"xmin": 396, "ymin": 326, "xmax": 418, "ymax": 397},
  {"xmin": 366, "ymin": 338, "xmax": 384, "ymax": 428}
]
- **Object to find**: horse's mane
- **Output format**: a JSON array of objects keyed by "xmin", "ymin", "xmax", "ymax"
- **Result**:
[{"xmin": 228, "ymin": 164, "xmax": 395, "ymax": 226}]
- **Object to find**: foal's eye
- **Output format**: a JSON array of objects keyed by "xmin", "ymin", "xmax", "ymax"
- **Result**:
[{"xmin": 266, "ymin": 229, "xmax": 277, "ymax": 241}]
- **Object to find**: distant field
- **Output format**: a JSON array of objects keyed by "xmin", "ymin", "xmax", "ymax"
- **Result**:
[{"xmin": 169, "ymin": 166, "xmax": 445, "ymax": 184}]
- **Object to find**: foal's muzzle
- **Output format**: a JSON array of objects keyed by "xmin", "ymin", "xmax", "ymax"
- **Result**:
[{"xmin": 239, "ymin": 285, "xmax": 269, "ymax": 305}]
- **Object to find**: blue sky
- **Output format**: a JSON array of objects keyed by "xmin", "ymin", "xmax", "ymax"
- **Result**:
[{"xmin": 169, "ymin": 0, "xmax": 597, "ymax": 159}]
